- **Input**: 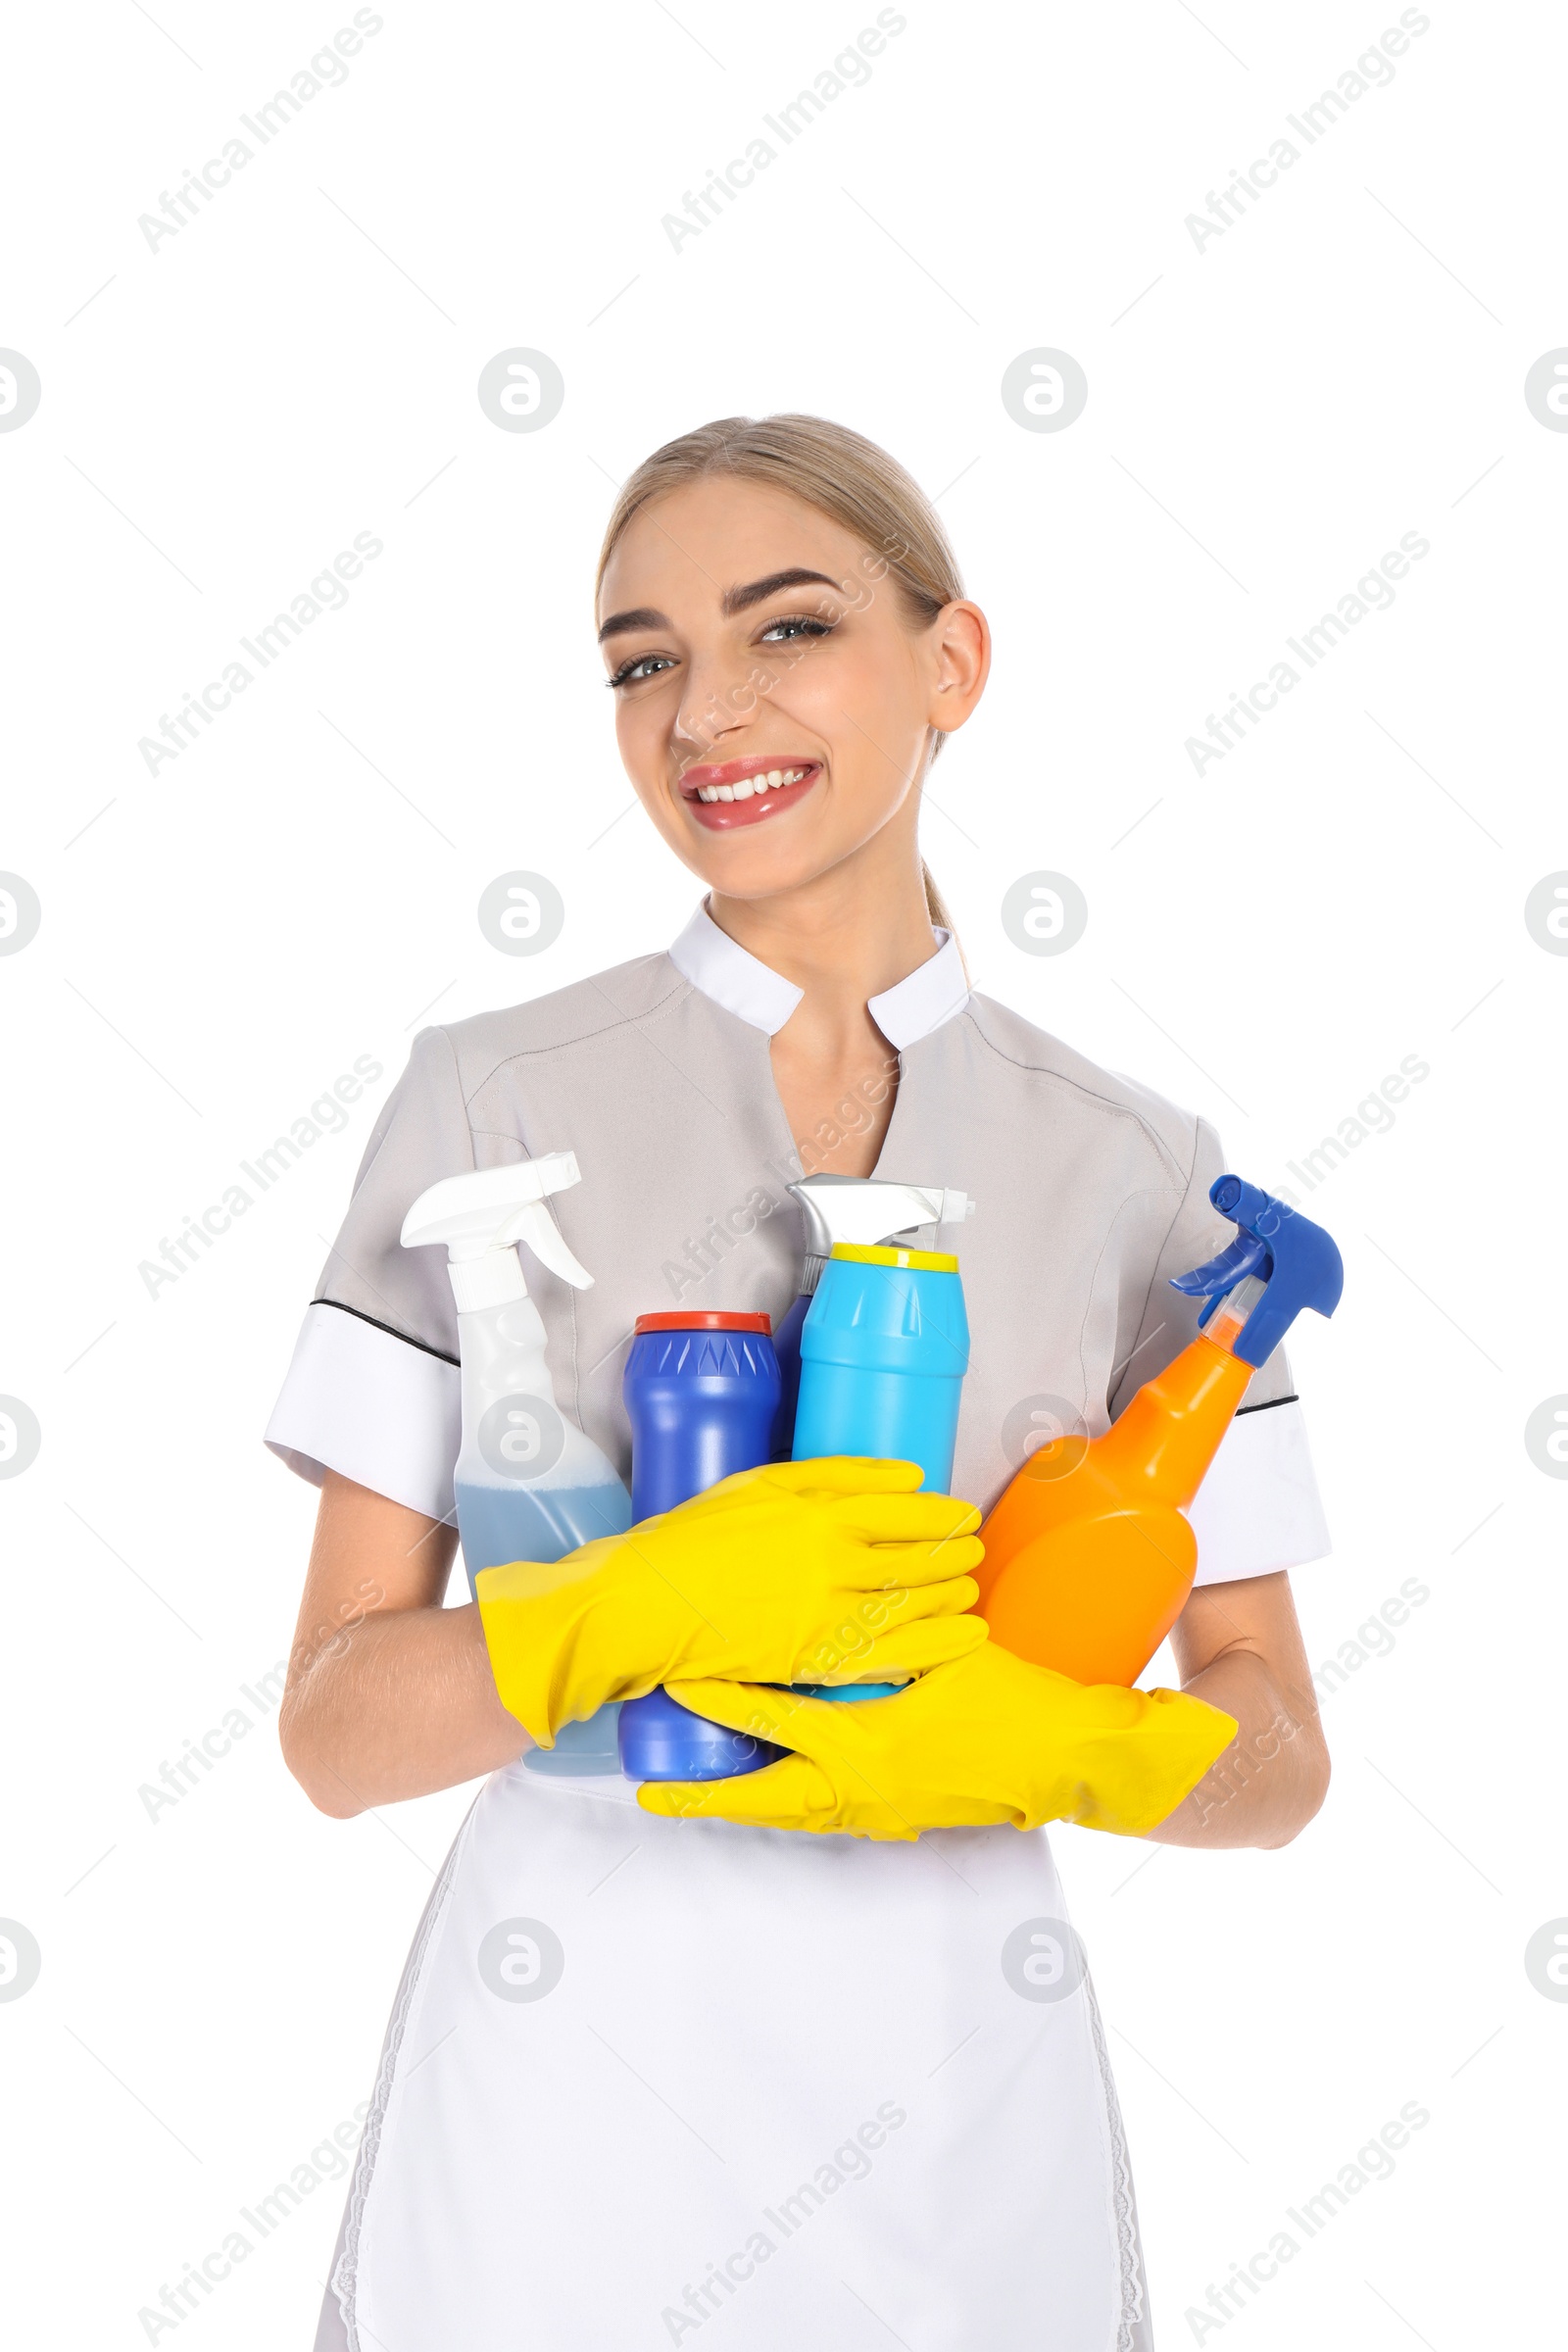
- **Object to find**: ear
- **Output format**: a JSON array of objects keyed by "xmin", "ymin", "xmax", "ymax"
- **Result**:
[{"xmin": 926, "ymin": 601, "xmax": 991, "ymax": 734}]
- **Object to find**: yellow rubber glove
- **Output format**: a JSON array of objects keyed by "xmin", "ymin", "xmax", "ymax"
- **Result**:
[
  {"xmin": 637, "ymin": 1640, "xmax": 1237, "ymax": 1839},
  {"xmin": 475, "ymin": 1457, "xmax": 984, "ymax": 1749}
]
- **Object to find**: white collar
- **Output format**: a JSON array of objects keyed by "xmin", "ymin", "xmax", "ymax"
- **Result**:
[{"xmin": 667, "ymin": 903, "xmax": 970, "ymax": 1050}]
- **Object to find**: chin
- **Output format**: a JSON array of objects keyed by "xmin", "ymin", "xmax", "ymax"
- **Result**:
[
  {"xmin": 668, "ymin": 806, "xmax": 833, "ymax": 893},
  {"xmin": 688, "ymin": 845, "xmax": 827, "ymax": 899}
]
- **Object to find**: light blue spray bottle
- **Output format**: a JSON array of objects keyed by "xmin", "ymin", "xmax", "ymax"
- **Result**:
[
  {"xmin": 401, "ymin": 1154, "xmax": 632, "ymax": 1776},
  {"xmin": 786, "ymin": 1175, "xmax": 975, "ymax": 1703},
  {"xmin": 784, "ymin": 1176, "xmax": 974, "ymax": 1489}
]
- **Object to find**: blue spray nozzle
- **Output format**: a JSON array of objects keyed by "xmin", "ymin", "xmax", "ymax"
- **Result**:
[{"xmin": 1170, "ymin": 1175, "xmax": 1344, "ymax": 1368}]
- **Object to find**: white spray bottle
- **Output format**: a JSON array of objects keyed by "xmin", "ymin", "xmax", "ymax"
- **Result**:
[{"xmin": 401, "ymin": 1152, "xmax": 632, "ymax": 1776}]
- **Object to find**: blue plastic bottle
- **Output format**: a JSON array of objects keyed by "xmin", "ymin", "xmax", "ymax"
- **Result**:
[
  {"xmin": 793, "ymin": 1241, "xmax": 971, "ymax": 1493},
  {"xmin": 625, "ymin": 1312, "xmax": 781, "ymax": 1519},
  {"xmin": 782, "ymin": 1180, "xmax": 975, "ymax": 1705},
  {"xmin": 769, "ymin": 1291, "xmax": 810, "ymax": 1462},
  {"xmin": 619, "ymin": 1312, "xmax": 787, "ymax": 1783},
  {"xmin": 785, "ymin": 1177, "xmax": 974, "ymax": 1495},
  {"xmin": 773, "ymin": 1176, "xmax": 973, "ymax": 1458}
]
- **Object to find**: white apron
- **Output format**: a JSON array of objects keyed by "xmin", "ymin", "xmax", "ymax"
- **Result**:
[{"xmin": 315, "ymin": 1765, "xmax": 1153, "ymax": 2350}]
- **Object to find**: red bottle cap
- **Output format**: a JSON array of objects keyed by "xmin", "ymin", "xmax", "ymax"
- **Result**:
[{"xmin": 632, "ymin": 1310, "xmax": 773, "ymax": 1335}]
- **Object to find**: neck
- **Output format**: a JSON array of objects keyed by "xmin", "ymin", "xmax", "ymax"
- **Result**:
[{"xmin": 706, "ymin": 820, "xmax": 938, "ymax": 1030}]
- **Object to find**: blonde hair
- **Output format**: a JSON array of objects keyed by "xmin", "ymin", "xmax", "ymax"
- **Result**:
[{"xmin": 597, "ymin": 413, "xmax": 964, "ymax": 942}]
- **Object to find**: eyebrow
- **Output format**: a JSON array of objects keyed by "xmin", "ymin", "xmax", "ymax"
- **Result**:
[
  {"xmin": 597, "ymin": 567, "xmax": 844, "ymax": 645},
  {"xmin": 721, "ymin": 567, "xmax": 842, "ymax": 616},
  {"xmin": 597, "ymin": 605, "xmax": 666, "ymax": 645}
]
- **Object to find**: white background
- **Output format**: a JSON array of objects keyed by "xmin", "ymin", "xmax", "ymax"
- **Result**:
[{"xmin": 2, "ymin": 1, "xmax": 1564, "ymax": 2344}]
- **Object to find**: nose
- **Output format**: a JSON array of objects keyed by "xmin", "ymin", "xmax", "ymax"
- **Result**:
[{"xmin": 673, "ymin": 639, "xmax": 764, "ymax": 761}]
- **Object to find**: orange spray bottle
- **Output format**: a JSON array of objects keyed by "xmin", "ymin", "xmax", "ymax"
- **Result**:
[{"xmin": 976, "ymin": 1177, "xmax": 1343, "ymax": 1687}]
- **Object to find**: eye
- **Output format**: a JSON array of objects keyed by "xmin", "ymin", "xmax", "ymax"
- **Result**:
[
  {"xmin": 756, "ymin": 613, "xmax": 837, "ymax": 647},
  {"xmin": 605, "ymin": 651, "xmax": 677, "ymax": 690}
]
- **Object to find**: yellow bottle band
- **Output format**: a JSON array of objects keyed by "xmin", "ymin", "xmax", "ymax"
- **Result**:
[{"xmin": 829, "ymin": 1243, "xmax": 960, "ymax": 1273}]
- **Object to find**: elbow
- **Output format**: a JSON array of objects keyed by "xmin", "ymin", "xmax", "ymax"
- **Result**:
[
  {"xmin": 301, "ymin": 1779, "xmax": 366, "ymax": 1823},
  {"xmin": 288, "ymin": 1760, "xmax": 367, "ymax": 1821},
  {"xmin": 1263, "ymin": 1736, "xmax": 1332, "ymax": 1849},
  {"xmin": 278, "ymin": 1701, "xmax": 366, "ymax": 1820}
]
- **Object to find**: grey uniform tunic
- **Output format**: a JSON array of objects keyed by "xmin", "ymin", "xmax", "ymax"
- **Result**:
[{"xmin": 270, "ymin": 907, "xmax": 1328, "ymax": 2352}]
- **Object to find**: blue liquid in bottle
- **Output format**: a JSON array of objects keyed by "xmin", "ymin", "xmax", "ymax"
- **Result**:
[
  {"xmin": 457, "ymin": 1480, "xmax": 632, "ymax": 1580},
  {"xmin": 458, "ymin": 1476, "xmax": 633, "ymax": 1777}
]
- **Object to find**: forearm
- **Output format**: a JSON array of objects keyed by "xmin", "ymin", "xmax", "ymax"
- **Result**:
[
  {"xmin": 1148, "ymin": 1646, "xmax": 1329, "ymax": 1849},
  {"xmin": 281, "ymin": 1600, "xmax": 528, "ymax": 1816}
]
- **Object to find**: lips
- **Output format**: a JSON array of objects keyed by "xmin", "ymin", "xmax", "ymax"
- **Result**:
[{"xmin": 677, "ymin": 757, "xmax": 820, "ymax": 832}]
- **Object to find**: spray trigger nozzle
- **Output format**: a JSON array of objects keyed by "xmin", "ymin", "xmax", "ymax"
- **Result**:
[
  {"xmin": 1170, "ymin": 1174, "xmax": 1343, "ymax": 1368},
  {"xmin": 1178, "ymin": 1228, "xmax": 1271, "ymax": 1313},
  {"xmin": 788, "ymin": 1174, "xmax": 974, "ymax": 1257},
  {"xmin": 496, "ymin": 1196, "xmax": 594, "ymax": 1290},
  {"xmin": 401, "ymin": 1151, "xmax": 597, "ymax": 1304}
]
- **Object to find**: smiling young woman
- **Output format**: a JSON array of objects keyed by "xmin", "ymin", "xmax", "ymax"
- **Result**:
[
  {"xmin": 595, "ymin": 416, "xmax": 987, "ymax": 1178},
  {"xmin": 273, "ymin": 414, "xmax": 1331, "ymax": 2352}
]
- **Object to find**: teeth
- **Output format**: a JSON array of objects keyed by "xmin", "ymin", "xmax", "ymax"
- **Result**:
[{"xmin": 695, "ymin": 765, "xmax": 811, "ymax": 806}]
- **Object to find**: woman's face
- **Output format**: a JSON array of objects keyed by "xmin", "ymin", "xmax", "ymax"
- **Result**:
[{"xmin": 597, "ymin": 477, "xmax": 988, "ymax": 901}]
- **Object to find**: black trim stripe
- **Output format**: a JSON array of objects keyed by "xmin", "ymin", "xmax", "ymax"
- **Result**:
[
  {"xmin": 309, "ymin": 1297, "xmax": 459, "ymax": 1368},
  {"xmin": 305, "ymin": 1300, "xmax": 1303, "ymax": 1411}
]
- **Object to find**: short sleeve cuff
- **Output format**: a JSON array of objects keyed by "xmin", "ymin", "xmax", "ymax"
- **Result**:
[
  {"xmin": 1187, "ymin": 1398, "xmax": 1331, "ymax": 1586},
  {"xmin": 264, "ymin": 1302, "xmax": 460, "ymax": 1524}
]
